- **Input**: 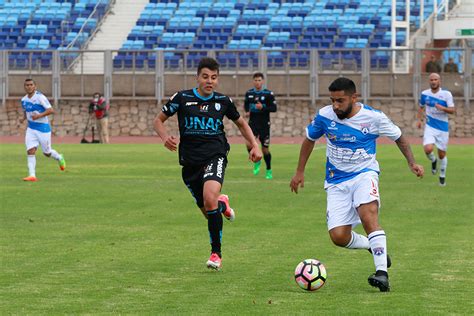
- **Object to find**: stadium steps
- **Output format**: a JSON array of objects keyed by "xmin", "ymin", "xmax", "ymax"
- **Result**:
[{"xmin": 74, "ymin": 0, "xmax": 149, "ymax": 74}]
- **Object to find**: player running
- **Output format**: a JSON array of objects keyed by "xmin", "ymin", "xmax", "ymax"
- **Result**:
[
  {"xmin": 154, "ymin": 58, "xmax": 262, "ymax": 270},
  {"xmin": 290, "ymin": 78, "xmax": 424, "ymax": 292},
  {"xmin": 20, "ymin": 78, "xmax": 66, "ymax": 181},
  {"xmin": 244, "ymin": 72, "xmax": 277, "ymax": 179},
  {"xmin": 417, "ymin": 73, "xmax": 455, "ymax": 186}
]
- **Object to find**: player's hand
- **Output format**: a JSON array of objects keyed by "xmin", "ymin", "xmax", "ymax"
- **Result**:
[
  {"xmin": 409, "ymin": 163, "xmax": 424, "ymax": 178},
  {"xmin": 244, "ymin": 112, "xmax": 250, "ymax": 118},
  {"xmin": 31, "ymin": 114, "xmax": 40, "ymax": 120},
  {"xmin": 290, "ymin": 171, "xmax": 305, "ymax": 194},
  {"xmin": 434, "ymin": 103, "xmax": 444, "ymax": 111},
  {"xmin": 255, "ymin": 102, "xmax": 263, "ymax": 110},
  {"xmin": 249, "ymin": 146, "xmax": 262, "ymax": 163},
  {"xmin": 163, "ymin": 135, "xmax": 178, "ymax": 152}
]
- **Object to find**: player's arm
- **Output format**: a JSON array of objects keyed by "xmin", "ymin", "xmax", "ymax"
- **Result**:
[
  {"xmin": 395, "ymin": 135, "xmax": 424, "ymax": 178},
  {"xmin": 434, "ymin": 103, "xmax": 456, "ymax": 114},
  {"xmin": 265, "ymin": 92, "xmax": 277, "ymax": 112},
  {"xmin": 31, "ymin": 107, "xmax": 53, "ymax": 120},
  {"xmin": 19, "ymin": 110, "xmax": 26, "ymax": 123},
  {"xmin": 153, "ymin": 112, "xmax": 177, "ymax": 151},
  {"xmin": 290, "ymin": 138, "xmax": 315, "ymax": 194},
  {"xmin": 233, "ymin": 117, "xmax": 262, "ymax": 162},
  {"xmin": 243, "ymin": 93, "xmax": 250, "ymax": 118}
]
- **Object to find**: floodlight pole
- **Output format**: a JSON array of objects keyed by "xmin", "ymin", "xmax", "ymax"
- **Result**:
[
  {"xmin": 310, "ymin": 49, "xmax": 318, "ymax": 106},
  {"xmin": 0, "ymin": 50, "xmax": 7, "ymax": 106},
  {"xmin": 104, "ymin": 50, "xmax": 112, "ymax": 104},
  {"xmin": 52, "ymin": 50, "xmax": 61, "ymax": 107},
  {"xmin": 155, "ymin": 49, "xmax": 164, "ymax": 105}
]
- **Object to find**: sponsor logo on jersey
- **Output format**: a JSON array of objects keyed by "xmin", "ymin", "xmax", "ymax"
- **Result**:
[
  {"xmin": 327, "ymin": 143, "xmax": 371, "ymax": 164},
  {"xmin": 215, "ymin": 103, "xmax": 221, "ymax": 111},
  {"xmin": 200, "ymin": 104, "xmax": 209, "ymax": 112},
  {"xmin": 261, "ymin": 96, "xmax": 265, "ymax": 101},
  {"xmin": 248, "ymin": 95, "xmax": 253, "ymax": 98},
  {"xmin": 186, "ymin": 102, "xmax": 198, "ymax": 106},
  {"xmin": 328, "ymin": 121, "xmax": 338, "ymax": 130},
  {"xmin": 184, "ymin": 116, "xmax": 223, "ymax": 133},
  {"xmin": 328, "ymin": 133, "xmax": 337, "ymax": 141},
  {"xmin": 362, "ymin": 127, "xmax": 369, "ymax": 135},
  {"xmin": 339, "ymin": 134, "xmax": 357, "ymax": 142}
]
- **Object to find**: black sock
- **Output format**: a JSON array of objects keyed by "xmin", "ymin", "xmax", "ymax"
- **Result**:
[
  {"xmin": 218, "ymin": 201, "xmax": 226, "ymax": 213},
  {"xmin": 207, "ymin": 208, "xmax": 223, "ymax": 255},
  {"xmin": 264, "ymin": 152, "xmax": 272, "ymax": 170}
]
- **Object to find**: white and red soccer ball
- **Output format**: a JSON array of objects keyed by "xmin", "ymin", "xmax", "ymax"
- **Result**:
[{"xmin": 294, "ymin": 259, "xmax": 327, "ymax": 291}]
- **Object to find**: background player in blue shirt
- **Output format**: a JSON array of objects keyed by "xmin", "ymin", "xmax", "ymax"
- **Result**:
[
  {"xmin": 290, "ymin": 78, "xmax": 424, "ymax": 292},
  {"xmin": 154, "ymin": 58, "xmax": 262, "ymax": 270},
  {"xmin": 20, "ymin": 78, "xmax": 66, "ymax": 181}
]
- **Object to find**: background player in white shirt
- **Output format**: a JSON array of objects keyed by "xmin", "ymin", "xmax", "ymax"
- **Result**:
[
  {"xmin": 20, "ymin": 78, "xmax": 66, "ymax": 181},
  {"xmin": 290, "ymin": 78, "xmax": 424, "ymax": 292},
  {"xmin": 417, "ymin": 73, "xmax": 455, "ymax": 186}
]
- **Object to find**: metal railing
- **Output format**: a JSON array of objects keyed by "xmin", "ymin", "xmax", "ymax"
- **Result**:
[{"xmin": 1, "ymin": 48, "xmax": 472, "ymax": 107}]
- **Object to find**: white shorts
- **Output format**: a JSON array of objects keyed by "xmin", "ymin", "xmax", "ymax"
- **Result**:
[
  {"xmin": 423, "ymin": 125, "xmax": 449, "ymax": 151},
  {"xmin": 25, "ymin": 128, "xmax": 52, "ymax": 154},
  {"xmin": 325, "ymin": 171, "xmax": 380, "ymax": 231}
]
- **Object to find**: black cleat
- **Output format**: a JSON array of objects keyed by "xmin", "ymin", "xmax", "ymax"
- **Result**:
[
  {"xmin": 368, "ymin": 249, "xmax": 392, "ymax": 268},
  {"xmin": 368, "ymin": 271, "xmax": 390, "ymax": 292},
  {"xmin": 431, "ymin": 159, "xmax": 437, "ymax": 175},
  {"xmin": 439, "ymin": 177, "xmax": 446, "ymax": 186}
]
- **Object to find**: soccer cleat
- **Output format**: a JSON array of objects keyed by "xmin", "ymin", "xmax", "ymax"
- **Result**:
[
  {"xmin": 206, "ymin": 253, "xmax": 222, "ymax": 270},
  {"xmin": 265, "ymin": 169, "xmax": 273, "ymax": 180},
  {"xmin": 368, "ymin": 249, "xmax": 392, "ymax": 268},
  {"xmin": 439, "ymin": 177, "xmax": 446, "ymax": 186},
  {"xmin": 59, "ymin": 154, "xmax": 66, "ymax": 171},
  {"xmin": 253, "ymin": 160, "xmax": 261, "ymax": 175},
  {"xmin": 431, "ymin": 159, "xmax": 437, "ymax": 175},
  {"xmin": 368, "ymin": 271, "xmax": 390, "ymax": 292},
  {"xmin": 218, "ymin": 194, "xmax": 235, "ymax": 222},
  {"xmin": 23, "ymin": 176, "xmax": 38, "ymax": 182}
]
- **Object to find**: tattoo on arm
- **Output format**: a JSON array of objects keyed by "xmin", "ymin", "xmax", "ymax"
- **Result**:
[{"xmin": 395, "ymin": 135, "xmax": 415, "ymax": 165}]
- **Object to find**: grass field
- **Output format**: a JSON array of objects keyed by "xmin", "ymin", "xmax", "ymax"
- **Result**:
[{"xmin": 1, "ymin": 143, "xmax": 473, "ymax": 314}]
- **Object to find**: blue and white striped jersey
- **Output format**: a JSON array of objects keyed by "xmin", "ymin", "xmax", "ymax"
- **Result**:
[
  {"xmin": 306, "ymin": 103, "xmax": 401, "ymax": 188},
  {"xmin": 419, "ymin": 88, "xmax": 454, "ymax": 132},
  {"xmin": 21, "ymin": 91, "xmax": 52, "ymax": 133}
]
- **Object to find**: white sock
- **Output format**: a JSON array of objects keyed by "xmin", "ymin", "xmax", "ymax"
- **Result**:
[
  {"xmin": 345, "ymin": 231, "xmax": 370, "ymax": 249},
  {"xmin": 439, "ymin": 157, "xmax": 447, "ymax": 178},
  {"xmin": 368, "ymin": 230, "xmax": 387, "ymax": 272},
  {"xmin": 27, "ymin": 155, "xmax": 36, "ymax": 177},
  {"xmin": 49, "ymin": 149, "xmax": 61, "ymax": 161},
  {"xmin": 426, "ymin": 152, "xmax": 436, "ymax": 163}
]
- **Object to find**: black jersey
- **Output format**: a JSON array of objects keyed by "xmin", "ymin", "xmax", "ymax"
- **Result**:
[
  {"xmin": 162, "ymin": 88, "xmax": 240, "ymax": 166},
  {"xmin": 244, "ymin": 88, "xmax": 277, "ymax": 126}
]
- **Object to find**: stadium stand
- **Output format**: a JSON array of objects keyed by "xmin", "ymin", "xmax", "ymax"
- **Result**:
[
  {"xmin": 113, "ymin": 0, "xmax": 435, "ymax": 71},
  {"xmin": 1, "ymin": 0, "xmax": 111, "ymax": 69}
]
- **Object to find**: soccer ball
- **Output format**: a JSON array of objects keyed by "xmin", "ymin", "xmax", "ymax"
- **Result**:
[{"xmin": 294, "ymin": 259, "xmax": 327, "ymax": 291}]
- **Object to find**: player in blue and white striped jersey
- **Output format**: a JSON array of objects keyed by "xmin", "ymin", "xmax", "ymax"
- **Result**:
[
  {"xmin": 20, "ymin": 79, "xmax": 65, "ymax": 181},
  {"xmin": 290, "ymin": 78, "xmax": 424, "ymax": 292},
  {"xmin": 417, "ymin": 73, "xmax": 455, "ymax": 186}
]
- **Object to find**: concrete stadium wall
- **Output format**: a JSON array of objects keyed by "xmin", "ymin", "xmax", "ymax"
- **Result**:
[{"xmin": 2, "ymin": 98, "xmax": 472, "ymax": 138}]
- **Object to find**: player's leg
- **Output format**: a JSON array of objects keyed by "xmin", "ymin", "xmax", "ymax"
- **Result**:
[
  {"xmin": 435, "ymin": 132, "xmax": 449, "ymax": 186},
  {"xmin": 202, "ymin": 157, "xmax": 229, "ymax": 269},
  {"xmin": 39, "ymin": 131, "xmax": 66, "ymax": 171},
  {"xmin": 24, "ymin": 128, "xmax": 39, "ymax": 181},
  {"xmin": 423, "ymin": 127, "xmax": 437, "ymax": 174},
  {"xmin": 355, "ymin": 173, "xmax": 389, "ymax": 292},
  {"xmin": 326, "ymin": 182, "xmax": 365, "ymax": 248},
  {"xmin": 262, "ymin": 131, "xmax": 272, "ymax": 179},
  {"xmin": 247, "ymin": 123, "xmax": 261, "ymax": 175}
]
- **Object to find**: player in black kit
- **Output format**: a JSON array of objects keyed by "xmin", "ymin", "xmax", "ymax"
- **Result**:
[
  {"xmin": 153, "ymin": 58, "xmax": 262, "ymax": 270},
  {"xmin": 244, "ymin": 73, "xmax": 277, "ymax": 179}
]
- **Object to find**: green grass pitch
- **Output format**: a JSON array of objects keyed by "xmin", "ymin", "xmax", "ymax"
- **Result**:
[{"xmin": 1, "ymin": 143, "xmax": 473, "ymax": 314}]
